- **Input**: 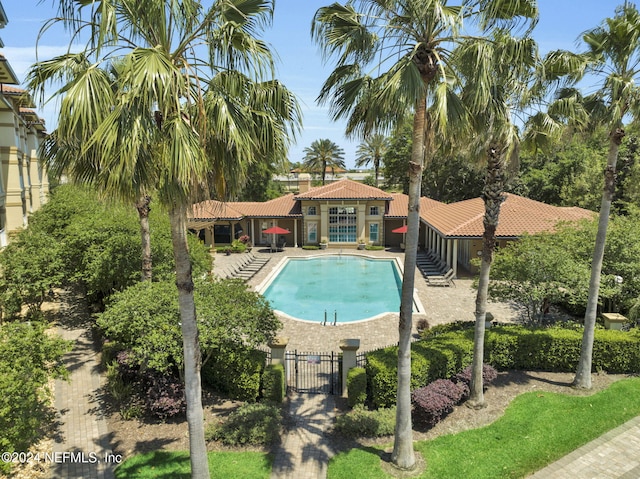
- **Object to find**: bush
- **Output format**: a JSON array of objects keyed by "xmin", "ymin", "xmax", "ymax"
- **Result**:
[
  {"xmin": 206, "ymin": 402, "xmax": 282, "ymax": 446},
  {"xmin": 0, "ymin": 323, "xmax": 70, "ymax": 474},
  {"xmin": 455, "ymin": 364, "xmax": 499, "ymax": 395},
  {"xmin": 485, "ymin": 325, "xmax": 640, "ymax": 373},
  {"xmin": 411, "ymin": 384, "xmax": 457, "ymax": 429},
  {"xmin": 347, "ymin": 367, "xmax": 367, "ymax": 408},
  {"xmin": 202, "ymin": 349, "xmax": 267, "ymax": 401},
  {"xmin": 262, "ymin": 364, "xmax": 286, "ymax": 403},
  {"xmin": 365, "ymin": 333, "xmax": 474, "ymax": 409},
  {"xmin": 145, "ymin": 374, "xmax": 186, "ymax": 419},
  {"xmin": 334, "ymin": 406, "xmax": 396, "ymax": 438}
]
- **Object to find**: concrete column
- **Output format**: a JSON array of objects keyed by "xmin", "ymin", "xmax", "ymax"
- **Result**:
[
  {"xmin": 294, "ymin": 219, "xmax": 298, "ymax": 247},
  {"xmin": 452, "ymin": 239, "xmax": 458, "ymax": 277},
  {"xmin": 320, "ymin": 203, "xmax": 329, "ymax": 244},
  {"xmin": 339, "ymin": 339, "xmax": 360, "ymax": 398},
  {"xmin": 268, "ymin": 337, "xmax": 289, "ymax": 365}
]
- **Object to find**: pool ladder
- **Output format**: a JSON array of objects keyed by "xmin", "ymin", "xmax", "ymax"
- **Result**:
[{"xmin": 322, "ymin": 310, "xmax": 338, "ymax": 326}]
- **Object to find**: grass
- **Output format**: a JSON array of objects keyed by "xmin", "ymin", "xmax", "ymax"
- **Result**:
[
  {"xmin": 114, "ymin": 450, "xmax": 272, "ymax": 478},
  {"xmin": 328, "ymin": 377, "xmax": 640, "ymax": 479}
]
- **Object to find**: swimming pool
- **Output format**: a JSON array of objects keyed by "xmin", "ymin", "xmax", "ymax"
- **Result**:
[{"xmin": 259, "ymin": 255, "xmax": 404, "ymax": 323}]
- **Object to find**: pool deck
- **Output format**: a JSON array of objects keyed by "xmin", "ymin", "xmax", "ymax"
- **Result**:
[{"xmin": 212, "ymin": 247, "xmax": 521, "ymax": 353}]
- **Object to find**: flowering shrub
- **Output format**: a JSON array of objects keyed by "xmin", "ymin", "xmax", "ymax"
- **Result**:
[
  {"xmin": 238, "ymin": 235, "xmax": 250, "ymax": 244},
  {"xmin": 145, "ymin": 374, "xmax": 186, "ymax": 419}
]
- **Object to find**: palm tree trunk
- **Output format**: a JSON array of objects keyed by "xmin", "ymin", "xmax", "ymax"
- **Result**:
[
  {"xmin": 469, "ymin": 146, "xmax": 505, "ymax": 408},
  {"xmin": 573, "ymin": 127, "xmax": 624, "ymax": 389},
  {"xmin": 136, "ymin": 195, "xmax": 152, "ymax": 282},
  {"xmin": 392, "ymin": 97, "xmax": 426, "ymax": 470},
  {"xmin": 168, "ymin": 204, "xmax": 210, "ymax": 479},
  {"xmin": 374, "ymin": 158, "xmax": 380, "ymax": 187}
]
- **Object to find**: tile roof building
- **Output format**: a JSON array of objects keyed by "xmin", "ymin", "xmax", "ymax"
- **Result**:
[
  {"xmin": 0, "ymin": 3, "xmax": 49, "ymax": 245},
  {"xmin": 189, "ymin": 178, "xmax": 594, "ymax": 275}
]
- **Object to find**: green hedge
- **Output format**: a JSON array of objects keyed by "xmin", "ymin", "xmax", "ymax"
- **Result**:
[
  {"xmin": 201, "ymin": 349, "xmax": 266, "ymax": 401},
  {"xmin": 347, "ymin": 367, "xmax": 367, "ymax": 408},
  {"xmin": 486, "ymin": 325, "xmax": 640, "ymax": 373},
  {"xmin": 365, "ymin": 332, "xmax": 474, "ymax": 409},
  {"xmin": 364, "ymin": 325, "xmax": 640, "ymax": 410},
  {"xmin": 262, "ymin": 363, "xmax": 286, "ymax": 403}
]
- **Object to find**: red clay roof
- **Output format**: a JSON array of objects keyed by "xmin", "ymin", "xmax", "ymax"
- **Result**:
[
  {"xmin": 424, "ymin": 193, "xmax": 595, "ymax": 238},
  {"xmin": 190, "ymin": 194, "xmax": 301, "ymax": 221},
  {"xmin": 387, "ymin": 193, "xmax": 443, "ymax": 218},
  {"xmin": 294, "ymin": 178, "xmax": 392, "ymax": 200}
]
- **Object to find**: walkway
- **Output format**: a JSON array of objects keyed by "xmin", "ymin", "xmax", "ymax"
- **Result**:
[
  {"xmin": 50, "ymin": 292, "xmax": 115, "ymax": 479},
  {"xmin": 529, "ymin": 416, "xmax": 640, "ymax": 478},
  {"xmin": 271, "ymin": 394, "xmax": 336, "ymax": 479}
]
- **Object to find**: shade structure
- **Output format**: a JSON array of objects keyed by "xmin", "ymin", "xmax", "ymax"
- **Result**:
[
  {"xmin": 262, "ymin": 226, "xmax": 291, "ymax": 235},
  {"xmin": 392, "ymin": 225, "xmax": 408, "ymax": 234}
]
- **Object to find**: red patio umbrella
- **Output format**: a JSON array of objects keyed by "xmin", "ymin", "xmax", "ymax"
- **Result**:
[
  {"xmin": 262, "ymin": 226, "xmax": 291, "ymax": 235},
  {"xmin": 392, "ymin": 225, "xmax": 408, "ymax": 234}
]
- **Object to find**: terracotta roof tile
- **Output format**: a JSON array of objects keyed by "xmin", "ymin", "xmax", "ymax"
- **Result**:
[
  {"xmin": 425, "ymin": 193, "xmax": 595, "ymax": 238},
  {"xmin": 387, "ymin": 193, "xmax": 443, "ymax": 218},
  {"xmin": 190, "ymin": 194, "xmax": 301, "ymax": 222},
  {"xmin": 295, "ymin": 178, "xmax": 392, "ymax": 200}
]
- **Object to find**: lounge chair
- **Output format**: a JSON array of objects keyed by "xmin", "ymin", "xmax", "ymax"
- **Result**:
[{"xmin": 426, "ymin": 269, "xmax": 456, "ymax": 287}]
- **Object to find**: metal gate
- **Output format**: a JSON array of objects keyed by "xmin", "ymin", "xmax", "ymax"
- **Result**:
[{"xmin": 284, "ymin": 350, "xmax": 342, "ymax": 395}]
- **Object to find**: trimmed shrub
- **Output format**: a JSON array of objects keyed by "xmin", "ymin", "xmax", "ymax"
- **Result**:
[
  {"xmin": 485, "ymin": 325, "xmax": 640, "ymax": 373},
  {"xmin": 201, "ymin": 349, "xmax": 266, "ymax": 401},
  {"xmin": 411, "ymin": 384, "xmax": 456, "ymax": 429},
  {"xmin": 334, "ymin": 406, "xmax": 396, "ymax": 438},
  {"xmin": 145, "ymin": 373, "xmax": 186, "ymax": 419},
  {"xmin": 365, "ymin": 333, "xmax": 474, "ymax": 409},
  {"xmin": 206, "ymin": 402, "xmax": 282, "ymax": 446},
  {"xmin": 425, "ymin": 378, "xmax": 467, "ymax": 403},
  {"xmin": 347, "ymin": 367, "xmax": 367, "ymax": 408},
  {"xmin": 455, "ymin": 364, "xmax": 499, "ymax": 395},
  {"xmin": 262, "ymin": 363, "xmax": 286, "ymax": 403}
]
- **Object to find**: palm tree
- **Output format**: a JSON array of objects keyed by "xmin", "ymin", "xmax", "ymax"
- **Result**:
[
  {"xmin": 456, "ymin": 28, "xmax": 539, "ymax": 408},
  {"xmin": 302, "ymin": 138, "xmax": 346, "ymax": 184},
  {"xmin": 356, "ymin": 134, "xmax": 388, "ymax": 186},
  {"xmin": 312, "ymin": 0, "xmax": 534, "ymax": 469},
  {"xmin": 29, "ymin": 1, "xmax": 300, "ymax": 477},
  {"xmin": 36, "ymin": 60, "xmax": 156, "ymax": 282},
  {"xmin": 539, "ymin": 3, "xmax": 640, "ymax": 389}
]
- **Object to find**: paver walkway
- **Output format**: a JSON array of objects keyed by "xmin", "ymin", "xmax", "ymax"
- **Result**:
[
  {"xmin": 50, "ymin": 294, "xmax": 115, "ymax": 479},
  {"xmin": 271, "ymin": 394, "xmax": 336, "ymax": 479},
  {"xmin": 529, "ymin": 415, "xmax": 640, "ymax": 478}
]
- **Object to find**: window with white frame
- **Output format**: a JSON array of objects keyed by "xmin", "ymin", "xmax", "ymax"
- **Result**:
[
  {"xmin": 369, "ymin": 223, "xmax": 379, "ymax": 243},
  {"xmin": 307, "ymin": 222, "xmax": 317, "ymax": 243},
  {"xmin": 328, "ymin": 206, "xmax": 356, "ymax": 242},
  {"xmin": 369, "ymin": 206, "xmax": 379, "ymax": 216},
  {"xmin": 307, "ymin": 206, "xmax": 317, "ymax": 215}
]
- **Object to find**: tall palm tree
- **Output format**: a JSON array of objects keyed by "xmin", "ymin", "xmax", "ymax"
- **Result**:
[
  {"xmin": 356, "ymin": 133, "xmax": 388, "ymax": 186},
  {"xmin": 36, "ymin": 60, "xmax": 156, "ymax": 282},
  {"xmin": 456, "ymin": 28, "xmax": 539, "ymax": 408},
  {"xmin": 302, "ymin": 138, "xmax": 346, "ymax": 184},
  {"xmin": 312, "ymin": 0, "xmax": 534, "ymax": 469},
  {"xmin": 29, "ymin": 1, "xmax": 300, "ymax": 477},
  {"xmin": 539, "ymin": 3, "xmax": 640, "ymax": 389}
]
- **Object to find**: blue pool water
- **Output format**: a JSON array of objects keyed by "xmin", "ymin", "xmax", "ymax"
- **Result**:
[{"xmin": 261, "ymin": 255, "xmax": 402, "ymax": 323}]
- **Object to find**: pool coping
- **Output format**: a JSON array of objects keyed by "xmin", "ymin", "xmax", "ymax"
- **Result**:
[{"xmin": 255, "ymin": 253, "xmax": 424, "ymax": 324}]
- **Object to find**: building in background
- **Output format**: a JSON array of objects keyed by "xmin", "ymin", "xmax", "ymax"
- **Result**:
[{"xmin": 0, "ymin": 1, "xmax": 48, "ymax": 245}]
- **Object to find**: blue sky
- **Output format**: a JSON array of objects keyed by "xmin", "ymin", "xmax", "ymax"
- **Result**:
[{"xmin": 0, "ymin": 0, "xmax": 625, "ymax": 169}]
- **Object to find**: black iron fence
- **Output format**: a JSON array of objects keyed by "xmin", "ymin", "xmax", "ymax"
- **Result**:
[{"xmin": 284, "ymin": 350, "xmax": 342, "ymax": 395}]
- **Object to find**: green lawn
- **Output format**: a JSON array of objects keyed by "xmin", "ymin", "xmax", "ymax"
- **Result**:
[
  {"xmin": 114, "ymin": 450, "xmax": 272, "ymax": 478},
  {"xmin": 328, "ymin": 377, "xmax": 640, "ymax": 479}
]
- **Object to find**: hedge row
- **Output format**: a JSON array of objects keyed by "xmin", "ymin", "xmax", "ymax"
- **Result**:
[
  {"xmin": 365, "ymin": 332, "xmax": 475, "ymax": 408},
  {"xmin": 486, "ymin": 326, "xmax": 640, "ymax": 373},
  {"xmin": 201, "ymin": 348, "xmax": 267, "ymax": 401},
  {"xmin": 365, "ymin": 326, "xmax": 640, "ymax": 409}
]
